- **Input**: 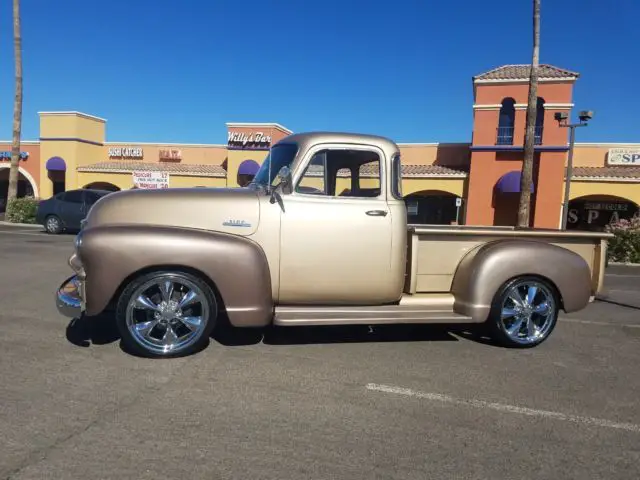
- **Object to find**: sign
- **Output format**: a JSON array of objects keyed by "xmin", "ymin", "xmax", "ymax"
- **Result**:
[
  {"xmin": 567, "ymin": 199, "xmax": 639, "ymax": 231},
  {"xmin": 407, "ymin": 201, "xmax": 419, "ymax": 215},
  {"xmin": 227, "ymin": 131, "xmax": 272, "ymax": 149},
  {"xmin": 132, "ymin": 171, "xmax": 170, "ymax": 189},
  {"xmin": 108, "ymin": 146, "xmax": 144, "ymax": 159},
  {"xmin": 455, "ymin": 197, "xmax": 462, "ymax": 207},
  {"xmin": 607, "ymin": 148, "xmax": 640, "ymax": 166},
  {"xmin": 0, "ymin": 151, "xmax": 29, "ymax": 160},
  {"xmin": 159, "ymin": 148, "xmax": 182, "ymax": 161}
]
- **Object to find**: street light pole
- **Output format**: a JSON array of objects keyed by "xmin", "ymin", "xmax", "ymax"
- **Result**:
[{"xmin": 556, "ymin": 110, "xmax": 593, "ymax": 230}]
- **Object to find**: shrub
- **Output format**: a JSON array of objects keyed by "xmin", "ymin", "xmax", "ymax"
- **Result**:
[
  {"xmin": 605, "ymin": 217, "xmax": 640, "ymax": 264},
  {"xmin": 5, "ymin": 196, "xmax": 39, "ymax": 224}
]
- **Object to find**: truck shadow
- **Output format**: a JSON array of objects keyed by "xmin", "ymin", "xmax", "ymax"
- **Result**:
[{"xmin": 65, "ymin": 313, "xmax": 495, "ymax": 352}]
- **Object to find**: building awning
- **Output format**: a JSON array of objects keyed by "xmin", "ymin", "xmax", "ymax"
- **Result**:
[
  {"xmin": 495, "ymin": 170, "xmax": 534, "ymax": 193},
  {"xmin": 46, "ymin": 156, "xmax": 66, "ymax": 171},
  {"xmin": 238, "ymin": 159, "xmax": 260, "ymax": 176}
]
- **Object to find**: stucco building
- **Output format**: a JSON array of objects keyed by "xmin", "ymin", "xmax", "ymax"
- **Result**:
[{"xmin": 1, "ymin": 64, "xmax": 639, "ymax": 231}]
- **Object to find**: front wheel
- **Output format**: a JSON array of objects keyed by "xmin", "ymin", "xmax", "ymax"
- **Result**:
[
  {"xmin": 486, "ymin": 276, "xmax": 560, "ymax": 348},
  {"xmin": 115, "ymin": 270, "xmax": 218, "ymax": 358},
  {"xmin": 44, "ymin": 215, "xmax": 63, "ymax": 234}
]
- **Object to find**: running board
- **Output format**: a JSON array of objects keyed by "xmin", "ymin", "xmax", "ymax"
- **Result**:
[{"xmin": 273, "ymin": 305, "xmax": 473, "ymax": 326}]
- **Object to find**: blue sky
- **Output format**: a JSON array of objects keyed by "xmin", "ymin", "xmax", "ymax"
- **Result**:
[{"xmin": 0, "ymin": 0, "xmax": 637, "ymax": 144}]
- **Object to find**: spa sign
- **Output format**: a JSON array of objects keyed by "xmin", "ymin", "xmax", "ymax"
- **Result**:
[{"xmin": 607, "ymin": 148, "xmax": 640, "ymax": 166}]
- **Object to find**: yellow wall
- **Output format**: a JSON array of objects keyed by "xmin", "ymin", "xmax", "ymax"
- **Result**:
[
  {"xmin": 567, "ymin": 180, "xmax": 640, "ymax": 205},
  {"xmin": 227, "ymin": 149, "xmax": 269, "ymax": 187},
  {"xmin": 39, "ymin": 112, "xmax": 106, "ymax": 198},
  {"xmin": 402, "ymin": 178, "xmax": 466, "ymax": 196}
]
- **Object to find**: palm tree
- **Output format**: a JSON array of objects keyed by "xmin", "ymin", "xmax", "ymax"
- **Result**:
[
  {"xmin": 7, "ymin": 0, "xmax": 23, "ymax": 204},
  {"xmin": 517, "ymin": 0, "xmax": 540, "ymax": 227}
]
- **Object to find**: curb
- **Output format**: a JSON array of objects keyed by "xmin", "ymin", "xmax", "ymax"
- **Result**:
[
  {"xmin": 608, "ymin": 261, "xmax": 640, "ymax": 267},
  {"xmin": 0, "ymin": 220, "xmax": 42, "ymax": 229}
]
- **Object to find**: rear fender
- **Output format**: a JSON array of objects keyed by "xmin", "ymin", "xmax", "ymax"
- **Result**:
[
  {"xmin": 451, "ymin": 239, "xmax": 592, "ymax": 322},
  {"xmin": 76, "ymin": 225, "xmax": 273, "ymax": 327}
]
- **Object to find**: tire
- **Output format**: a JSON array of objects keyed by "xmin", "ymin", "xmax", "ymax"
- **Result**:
[
  {"xmin": 44, "ymin": 215, "xmax": 63, "ymax": 234},
  {"xmin": 115, "ymin": 270, "xmax": 218, "ymax": 358},
  {"xmin": 486, "ymin": 275, "xmax": 560, "ymax": 348}
]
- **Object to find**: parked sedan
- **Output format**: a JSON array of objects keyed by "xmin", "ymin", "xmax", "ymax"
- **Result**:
[{"xmin": 36, "ymin": 189, "xmax": 113, "ymax": 234}]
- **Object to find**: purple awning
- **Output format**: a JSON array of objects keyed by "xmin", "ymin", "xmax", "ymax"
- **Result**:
[
  {"xmin": 495, "ymin": 170, "xmax": 534, "ymax": 193},
  {"xmin": 238, "ymin": 159, "xmax": 260, "ymax": 176},
  {"xmin": 46, "ymin": 156, "xmax": 66, "ymax": 171}
]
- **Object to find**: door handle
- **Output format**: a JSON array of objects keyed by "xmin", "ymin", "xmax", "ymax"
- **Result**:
[{"xmin": 366, "ymin": 210, "xmax": 388, "ymax": 217}]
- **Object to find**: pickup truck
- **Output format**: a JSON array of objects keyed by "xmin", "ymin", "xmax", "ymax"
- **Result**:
[{"xmin": 55, "ymin": 131, "xmax": 612, "ymax": 358}]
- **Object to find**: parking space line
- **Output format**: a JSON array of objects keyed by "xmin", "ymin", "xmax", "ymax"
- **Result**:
[
  {"xmin": 365, "ymin": 383, "xmax": 640, "ymax": 433},
  {"xmin": 561, "ymin": 318, "xmax": 640, "ymax": 328}
]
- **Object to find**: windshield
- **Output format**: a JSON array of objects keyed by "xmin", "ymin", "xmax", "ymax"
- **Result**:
[{"xmin": 251, "ymin": 143, "xmax": 299, "ymax": 188}]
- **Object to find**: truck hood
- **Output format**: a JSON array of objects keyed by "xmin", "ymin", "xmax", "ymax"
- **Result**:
[{"xmin": 83, "ymin": 187, "xmax": 261, "ymax": 236}]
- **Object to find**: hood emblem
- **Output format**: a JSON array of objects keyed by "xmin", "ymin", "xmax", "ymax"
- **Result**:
[{"xmin": 223, "ymin": 219, "xmax": 252, "ymax": 228}]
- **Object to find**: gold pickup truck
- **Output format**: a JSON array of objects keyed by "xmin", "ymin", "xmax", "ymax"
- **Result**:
[{"xmin": 56, "ymin": 132, "xmax": 612, "ymax": 358}]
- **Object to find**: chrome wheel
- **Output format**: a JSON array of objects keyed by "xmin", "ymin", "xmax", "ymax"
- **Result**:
[
  {"xmin": 125, "ymin": 274, "xmax": 211, "ymax": 355},
  {"xmin": 499, "ymin": 280, "xmax": 556, "ymax": 345}
]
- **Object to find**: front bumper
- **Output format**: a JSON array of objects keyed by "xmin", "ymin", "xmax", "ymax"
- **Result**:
[{"xmin": 56, "ymin": 275, "xmax": 85, "ymax": 318}]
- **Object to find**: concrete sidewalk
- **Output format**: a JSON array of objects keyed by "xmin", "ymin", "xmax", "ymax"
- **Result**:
[{"xmin": 0, "ymin": 220, "xmax": 42, "ymax": 228}]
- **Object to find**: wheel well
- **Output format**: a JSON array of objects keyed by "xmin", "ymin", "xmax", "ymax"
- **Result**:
[{"xmin": 106, "ymin": 264, "xmax": 227, "ymax": 314}]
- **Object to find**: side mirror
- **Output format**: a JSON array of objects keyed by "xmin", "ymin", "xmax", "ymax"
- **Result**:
[{"xmin": 274, "ymin": 166, "xmax": 293, "ymax": 195}]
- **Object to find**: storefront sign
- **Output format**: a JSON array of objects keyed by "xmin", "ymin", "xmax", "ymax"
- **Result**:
[
  {"xmin": 0, "ymin": 151, "xmax": 29, "ymax": 160},
  {"xmin": 108, "ymin": 147, "xmax": 144, "ymax": 159},
  {"xmin": 132, "ymin": 171, "xmax": 170, "ymax": 189},
  {"xmin": 567, "ymin": 200, "xmax": 639, "ymax": 230},
  {"xmin": 607, "ymin": 148, "xmax": 640, "ymax": 166},
  {"xmin": 227, "ymin": 131, "xmax": 272, "ymax": 149},
  {"xmin": 159, "ymin": 148, "xmax": 182, "ymax": 161}
]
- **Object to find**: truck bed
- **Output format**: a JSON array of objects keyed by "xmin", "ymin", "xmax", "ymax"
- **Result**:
[{"xmin": 404, "ymin": 224, "xmax": 612, "ymax": 297}]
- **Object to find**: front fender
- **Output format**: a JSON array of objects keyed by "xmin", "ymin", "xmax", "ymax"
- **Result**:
[
  {"xmin": 451, "ymin": 239, "xmax": 592, "ymax": 322},
  {"xmin": 76, "ymin": 225, "xmax": 273, "ymax": 327}
]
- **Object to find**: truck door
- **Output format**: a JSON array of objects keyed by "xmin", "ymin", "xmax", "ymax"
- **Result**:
[{"xmin": 278, "ymin": 144, "xmax": 396, "ymax": 305}]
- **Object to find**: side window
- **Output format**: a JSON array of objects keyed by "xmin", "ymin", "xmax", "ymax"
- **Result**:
[
  {"xmin": 84, "ymin": 191, "xmax": 101, "ymax": 205},
  {"xmin": 391, "ymin": 153, "xmax": 403, "ymax": 199},
  {"xmin": 62, "ymin": 191, "xmax": 83, "ymax": 204},
  {"xmin": 355, "ymin": 159, "xmax": 381, "ymax": 198},
  {"xmin": 295, "ymin": 148, "xmax": 383, "ymax": 198},
  {"xmin": 296, "ymin": 151, "xmax": 327, "ymax": 195}
]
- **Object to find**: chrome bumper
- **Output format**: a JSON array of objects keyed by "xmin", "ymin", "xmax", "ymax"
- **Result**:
[{"xmin": 56, "ymin": 275, "xmax": 84, "ymax": 318}]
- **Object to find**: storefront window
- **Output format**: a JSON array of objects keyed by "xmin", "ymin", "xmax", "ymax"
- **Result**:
[{"xmin": 252, "ymin": 143, "xmax": 299, "ymax": 188}]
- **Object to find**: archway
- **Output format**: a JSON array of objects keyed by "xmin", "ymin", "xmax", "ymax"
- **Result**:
[
  {"xmin": 567, "ymin": 194, "xmax": 639, "ymax": 231},
  {"xmin": 492, "ymin": 170, "xmax": 535, "ymax": 226},
  {"xmin": 237, "ymin": 159, "xmax": 260, "ymax": 187},
  {"xmin": 83, "ymin": 182, "xmax": 121, "ymax": 192},
  {"xmin": 0, "ymin": 164, "xmax": 39, "ymax": 213},
  {"xmin": 405, "ymin": 190, "xmax": 461, "ymax": 225}
]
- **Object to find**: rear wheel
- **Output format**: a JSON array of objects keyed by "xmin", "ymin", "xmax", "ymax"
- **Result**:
[
  {"xmin": 44, "ymin": 215, "xmax": 62, "ymax": 234},
  {"xmin": 115, "ymin": 270, "xmax": 218, "ymax": 358},
  {"xmin": 487, "ymin": 276, "xmax": 559, "ymax": 348}
]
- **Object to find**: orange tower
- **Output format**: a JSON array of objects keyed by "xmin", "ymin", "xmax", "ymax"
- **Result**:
[{"xmin": 465, "ymin": 64, "xmax": 579, "ymax": 228}]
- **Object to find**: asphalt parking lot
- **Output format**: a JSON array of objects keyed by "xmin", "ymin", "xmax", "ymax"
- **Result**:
[{"xmin": 1, "ymin": 224, "xmax": 639, "ymax": 480}]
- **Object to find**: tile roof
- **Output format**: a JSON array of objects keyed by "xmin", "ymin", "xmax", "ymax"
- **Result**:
[
  {"xmin": 77, "ymin": 161, "xmax": 227, "ymax": 177},
  {"xmin": 306, "ymin": 164, "xmax": 468, "ymax": 178},
  {"xmin": 571, "ymin": 166, "xmax": 640, "ymax": 180},
  {"xmin": 79, "ymin": 161, "xmax": 469, "ymax": 179},
  {"xmin": 474, "ymin": 64, "xmax": 579, "ymax": 81}
]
